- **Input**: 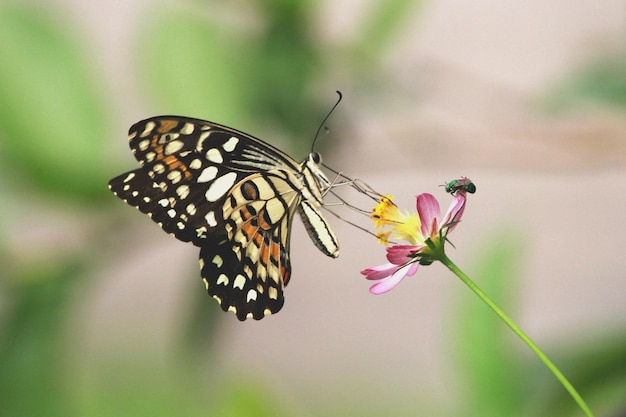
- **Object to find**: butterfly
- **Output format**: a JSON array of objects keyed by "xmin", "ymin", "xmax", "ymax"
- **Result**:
[{"xmin": 108, "ymin": 116, "xmax": 340, "ymax": 321}]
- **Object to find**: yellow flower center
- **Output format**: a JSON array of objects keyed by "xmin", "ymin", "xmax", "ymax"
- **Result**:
[{"xmin": 370, "ymin": 195, "xmax": 424, "ymax": 246}]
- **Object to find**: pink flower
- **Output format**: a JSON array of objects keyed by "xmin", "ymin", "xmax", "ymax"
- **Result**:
[{"xmin": 361, "ymin": 192, "xmax": 467, "ymax": 294}]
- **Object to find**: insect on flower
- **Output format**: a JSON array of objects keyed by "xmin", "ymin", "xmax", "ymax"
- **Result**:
[{"xmin": 443, "ymin": 177, "xmax": 476, "ymax": 195}]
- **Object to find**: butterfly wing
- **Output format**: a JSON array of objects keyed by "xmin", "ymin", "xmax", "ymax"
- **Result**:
[
  {"xmin": 109, "ymin": 116, "xmax": 302, "ymax": 244},
  {"xmin": 109, "ymin": 116, "xmax": 331, "ymax": 320},
  {"xmin": 200, "ymin": 171, "xmax": 304, "ymax": 320}
]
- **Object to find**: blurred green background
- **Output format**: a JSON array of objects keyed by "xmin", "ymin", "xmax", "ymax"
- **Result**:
[{"xmin": 1, "ymin": 1, "xmax": 625, "ymax": 416}]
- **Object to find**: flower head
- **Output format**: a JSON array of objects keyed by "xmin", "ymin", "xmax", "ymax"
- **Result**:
[
  {"xmin": 371, "ymin": 194, "xmax": 422, "ymax": 245},
  {"xmin": 361, "ymin": 191, "xmax": 468, "ymax": 294}
]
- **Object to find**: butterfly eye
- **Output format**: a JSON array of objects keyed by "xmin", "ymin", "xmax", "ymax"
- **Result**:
[{"xmin": 310, "ymin": 151, "xmax": 322, "ymax": 165}]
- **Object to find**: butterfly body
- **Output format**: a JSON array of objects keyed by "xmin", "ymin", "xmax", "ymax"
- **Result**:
[{"xmin": 109, "ymin": 116, "xmax": 339, "ymax": 320}]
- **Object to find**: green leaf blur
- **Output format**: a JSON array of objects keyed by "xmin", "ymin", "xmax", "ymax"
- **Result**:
[{"xmin": 0, "ymin": 4, "xmax": 111, "ymax": 200}]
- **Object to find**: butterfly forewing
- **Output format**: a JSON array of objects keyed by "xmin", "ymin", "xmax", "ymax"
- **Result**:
[
  {"xmin": 108, "ymin": 168, "xmax": 206, "ymax": 243},
  {"xmin": 108, "ymin": 116, "xmax": 339, "ymax": 320}
]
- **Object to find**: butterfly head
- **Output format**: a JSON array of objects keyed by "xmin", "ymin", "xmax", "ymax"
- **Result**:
[
  {"xmin": 304, "ymin": 151, "xmax": 332, "ymax": 193},
  {"xmin": 309, "ymin": 151, "xmax": 322, "ymax": 165}
]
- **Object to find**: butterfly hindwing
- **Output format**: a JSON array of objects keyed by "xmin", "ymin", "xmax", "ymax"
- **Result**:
[
  {"xmin": 199, "ymin": 170, "xmax": 302, "ymax": 319},
  {"xmin": 199, "ymin": 220, "xmax": 290, "ymax": 321}
]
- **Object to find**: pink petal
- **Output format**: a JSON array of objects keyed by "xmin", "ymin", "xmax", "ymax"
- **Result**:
[
  {"xmin": 441, "ymin": 193, "xmax": 467, "ymax": 233},
  {"xmin": 386, "ymin": 244, "xmax": 419, "ymax": 264},
  {"xmin": 369, "ymin": 262, "xmax": 418, "ymax": 294},
  {"xmin": 361, "ymin": 262, "xmax": 398, "ymax": 281},
  {"xmin": 406, "ymin": 263, "xmax": 419, "ymax": 276},
  {"xmin": 416, "ymin": 193, "xmax": 441, "ymax": 237}
]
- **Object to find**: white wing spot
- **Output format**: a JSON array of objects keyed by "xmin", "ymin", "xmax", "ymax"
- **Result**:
[
  {"xmin": 176, "ymin": 185, "xmax": 190, "ymax": 199},
  {"xmin": 233, "ymin": 274, "xmax": 246, "ymax": 290},
  {"xmin": 186, "ymin": 203, "xmax": 197, "ymax": 215},
  {"xmin": 189, "ymin": 158, "xmax": 202, "ymax": 170},
  {"xmin": 205, "ymin": 172, "xmax": 237, "ymax": 202},
  {"xmin": 138, "ymin": 139, "xmax": 150, "ymax": 151},
  {"xmin": 217, "ymin": 274, "xmax": 229, "ymax": 286},
  {"xmin": 165, "ymin": 140, "xmax": 184, "ymax": 155},
  {"xmin": 196, "ymin": 226, "xmax": 207, "ymax": 238},
  {"xmin": 268, "ymin": 287, "xmax": 278, "ymax": 300},
  {"xmin": 153, "ymin": 164, "xmax": 165, "ymax": 174},
  {"xmin": 176, "ymin": 222, "xmax": 185, "ymax": 230},
  {"xmin": 212, "ymin": 255, "xmax": 223, "ymax": 267},
  {"xmin": 244, "ymin": 264, "xmax": 253, "ymax": 277},
  {"xmin": 197, "ymin": 166, "xmax": 218, "ymax": 183},
  {"xmin": 143, "ymin": 197, "xmax": 151, "ymax": 203},
  {"xmin": 246, "ymin": 289, "xmax": 257, "ymax": 302},
  {"xmin": 131, "ymin": 191, "xmax": 138, "ymax": 197},
  {"xmin": 140, "ymin": 121, "xmax": 155, "ymax": 137},
  {"xmin": 145, "ymin": 152, "xmax": 156, "ymax": 162},
  {"xmin": 222, "ymin": 136, "xmax": 239, "ymax": 152},
  {"xmin": 206, "ymin": 148, "xmax": 223, "ymax": 163},
  {"xmin": 181, "ymin": 122, "xmax": 195, "ymax": 135},
  {"xmin": 167, "ymin": 209, "xmax": 176, "ymax": 218},
  {"xmin": 196, "ymin": 131, "xmax": 211, "ymax": 151},
  {"xmin": 167, "ymin": 170, "xmax": 182, "ymax": 184},
  {"xmin": 205, "ymin": 211, "xmax": 217, "ymax": 227},
  {"xmin": 123, "ymin": 172, "xmax": 136, "ymax": 183},
  {"xmin": 202, "ymin": 278, "xmax": 209, "ymax": 289},
  {"xmin": 157, "ymin": 198, "xmax": 169, "ymax": 207}
]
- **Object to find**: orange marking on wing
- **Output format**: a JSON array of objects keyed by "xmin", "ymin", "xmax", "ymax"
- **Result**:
[
  {"xmin": 162, "ymin": 155, "xmax": 192, "ymax": 180},
  {"xmin": 150, "ymin": 136, "xmax": 168, "ymax": 164},
  {"xmin": 240, "ymin": 222, "xmax": 257, "ymax": 239},
  {"xmin": 242, "ymin": 181, "xmax": 259, "ymax": 200},
  {"xmin": 150, "ymin": 135, "xmax": 162, "ymax": 153},
  {"xmin": 269, "ymin": 239, "xmax": 281, "ymax": 266},
  {"xmin": 257, "ymin": 208, "xmax": 272, "ymax": 230},
  {"xmin": 273, "ymin": 237, "xmax": 288, "ymax": 285},
  {"xmin": 157, "ymin": 119, "xmax": 179, "ymax": 133},
  {"xmin": 259, "ymin": 239, "xmax": 270, "ymax": 264},
  {"xmin": 254, "ymin": 233, "xmax": 263, "ymax": 245},
  {"xmin": 149, "ymin": 133, "xmax": 192, "ymax": 180}
]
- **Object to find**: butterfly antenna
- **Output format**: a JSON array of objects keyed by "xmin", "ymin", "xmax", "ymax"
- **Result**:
[{"xmin": 311, "ymin": 91, "xmax": 343, "ymax": 152}]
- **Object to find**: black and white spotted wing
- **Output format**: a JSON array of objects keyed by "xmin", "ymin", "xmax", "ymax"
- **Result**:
[{"xmin": 108, "ymin": 116, "xmax": 339, "ymax": 320}]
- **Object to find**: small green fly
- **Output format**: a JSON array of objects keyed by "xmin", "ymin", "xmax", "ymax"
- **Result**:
[{"xmin": 443, "ymin": 177, "xmax": 476, "ymax": 195}]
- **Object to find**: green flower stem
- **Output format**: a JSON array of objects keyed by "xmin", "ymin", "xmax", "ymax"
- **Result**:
[{"xmin": 439, "ymin": 254, "xmax": 595, "ymax": 417}]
